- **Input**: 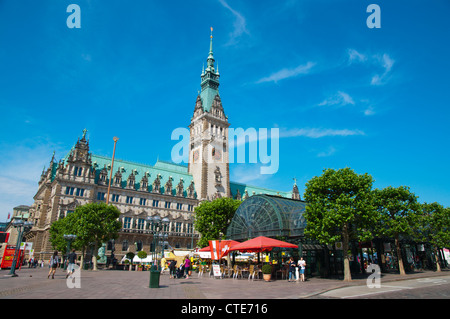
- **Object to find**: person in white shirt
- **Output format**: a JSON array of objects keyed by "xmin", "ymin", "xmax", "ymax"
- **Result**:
[{"xmin": 297, "ymin": 257, "xmax": 306, "ymax": 282}]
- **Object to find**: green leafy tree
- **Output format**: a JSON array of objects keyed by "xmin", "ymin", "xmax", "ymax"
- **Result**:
[
  {"xmin": 373, "ymin": 186, "xmax": 421, "ymax": 275},
  {"xmin": 48, "ymin": 211, "xmax": 83, "ymax": 254},
  {"xmin": 194, "ymin": 197, "xmax": 241, "ymax": 247},
  {"xmin": 304, "ymin": 168, "xmax": 377, "ymax": 282},
  {"xmin": 70, "ymin": 202, "xmax": 122, "ymax": 271},
  {"xmin": 137, "ymin": 250, "xmax": 147, "ymax": 260},
  {"xmin": 48, "ymin": 218, "xmax": 70, "ymax": 252},
  {"xmin": 417, "ymin": 202, "xmax": 450, "ymax": 271},
  {"xmin": 137, "ymin": 251, "xmax": 148, "ymax": 270}
]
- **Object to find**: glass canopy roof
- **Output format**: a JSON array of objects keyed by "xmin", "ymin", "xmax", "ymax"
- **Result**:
[{"xmin": 226, "ymin": 194, "xmax": 307, "ymax": 241}]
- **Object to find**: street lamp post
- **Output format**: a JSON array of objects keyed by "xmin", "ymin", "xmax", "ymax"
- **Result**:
[
  {"xmin": 147, "ymin": 215, "xmax": 170, "ymax": 271},
  {"xmin": 7, "ymin": 219, "xmax": 33, "ymax": 277}
]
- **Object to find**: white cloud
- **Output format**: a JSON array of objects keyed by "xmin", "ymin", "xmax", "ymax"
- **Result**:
[
  {"xmin": 364, "ymin": 106, "xmax": 375, "ymax": 116},
  {"xmin": 218, "ymin": 0, "xmax": 250, "ymax": 45},
  {"xmin": 279, "ymin": 128, "xmax": 365, "ymax": 139},
  {"xmin": 256, "ymin": 61, "xmax": 316, "ymax": 84},
  {"xmin": 317, "ymin": 146, "xmax": 337, "ymax": 158},
  {"xmin": 318, "ymin": 91, "xmax": 355, "ymax": 107},
  {"xmin": 371, "ymin": 53, "xmax": 395, "ymax": 85},
  {"xmin": 347, "ymin": 49, "xmax": 367, "ymax": 63},
  {"xmin": 347, "ymin": 49, "xmax": 395, "ymax": 86},
  {"xmin": 0, "ymin": 142, "xmax": 62, "ymax": 221}
]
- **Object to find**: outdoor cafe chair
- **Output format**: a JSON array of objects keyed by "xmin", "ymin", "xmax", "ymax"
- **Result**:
[
  {"xmin": 247, "ymin": 264, "xmax": 256, "ymax": 281},
  {"xmin": 232, "ymin": 265, "xmax": 243, "ymax": 279},
  {"xmin": 220, "ymin": 266, "xmax": 231, "ymax": 278}
]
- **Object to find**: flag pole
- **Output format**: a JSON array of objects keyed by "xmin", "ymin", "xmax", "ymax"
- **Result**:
[{"xmin": 106, "ymin": 137, "xmax": 119, "ymax": 205}]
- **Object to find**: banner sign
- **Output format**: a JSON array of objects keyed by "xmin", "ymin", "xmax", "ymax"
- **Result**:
[
  {"xmin": 212, "ymin": 264, "xmax": 221, "ymax": 277},
  {"xmin": 209, "ymin": 240, "xmax": 220, "ymax": 260},
  {"xmin": 208, "ymin": 240, "xmax": 234, "ymax": 260}
]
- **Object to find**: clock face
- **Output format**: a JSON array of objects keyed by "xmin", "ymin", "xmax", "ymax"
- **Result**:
[{"xmin": 193, "ymin": 150, "xmax": 199, "ymax": 162}]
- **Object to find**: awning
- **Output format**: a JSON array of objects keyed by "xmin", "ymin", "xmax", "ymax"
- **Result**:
[
  {"xmin": 121, "ymin": 255, "xmax": 153, "ymax": 263},
  {"xmin": 229, "ymin": 236, "xmax": 297, "ymax": 253}
]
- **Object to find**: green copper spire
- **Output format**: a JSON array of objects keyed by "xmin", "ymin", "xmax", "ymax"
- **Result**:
[
  {"xmin": 200, "ymin": 27, "xmax": 220, "ymax": 113},
  {"xmin": 206, "ymin": 27, "xmax": 215, "ymax": 71}
]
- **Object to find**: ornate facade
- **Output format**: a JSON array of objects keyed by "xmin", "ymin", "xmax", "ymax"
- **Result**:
[{"xmin": 25, "ymin": 32, "xmax": 299, "ymax": 262}]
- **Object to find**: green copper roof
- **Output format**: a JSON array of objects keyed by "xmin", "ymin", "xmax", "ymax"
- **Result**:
[
  {"xmin": 200, "ymin": 87, "xmax": 219, "ymax": 113},
  {"xmin": 230, "ymin": 181, "xmax": 291, "ymax": 199},
  {"xmin": 200, "ymin": 31, "xmax": 220, "ymax": 113},
  {"xmin": 91, "ymin": 155, "xmax": 195, "ymax": 196}
]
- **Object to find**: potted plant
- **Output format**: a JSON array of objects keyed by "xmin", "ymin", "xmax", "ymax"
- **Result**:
[{"xmin": 262, "ymin": 264, "xmax": 272, "ymax": 282}]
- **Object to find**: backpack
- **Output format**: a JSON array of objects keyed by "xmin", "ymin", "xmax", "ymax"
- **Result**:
[{"xmin": 52, "ymin": 256, "xmax": 58, "ymax": 266}]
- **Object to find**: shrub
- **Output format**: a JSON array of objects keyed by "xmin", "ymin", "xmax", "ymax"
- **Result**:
[{"xmin": 262, "ymin": 264, "xmax": 272, "ymax": 274}]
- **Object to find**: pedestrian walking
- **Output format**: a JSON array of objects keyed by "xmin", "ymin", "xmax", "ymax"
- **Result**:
[
  {"xmin": 298, "ymin": 257, "xmax": 306, "ymax": 282},
  {"xmin": 287, "ymin": 257, "xmax": 296, "ymax": 282},
  {"xmin": 48, "ymin": 251, "xmax": 59, "ymax": 279},
  {"xmin": 160, "ymin": 256, "xmax": 167, "ymax": 274},
  {"xmin": 168, "ymin": 259, "xmax": 177, "ymax": 279},
  {"xmin": 66, "ymin": 249, "xmax": 77, "ymax": 279},
  {"xmin": 184, "ymin": 256, "xmax": 191, "ymax": 279}
]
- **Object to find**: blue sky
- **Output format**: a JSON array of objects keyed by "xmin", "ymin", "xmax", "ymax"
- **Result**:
[{"xmin": 0, "ymin": 0, "xmax": 449, "ymax": 220}]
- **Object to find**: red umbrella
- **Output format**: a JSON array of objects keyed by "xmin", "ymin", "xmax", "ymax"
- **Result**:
[{"xmin": 228, "ymin": 236, "xmax": 297, "ymax": 253}]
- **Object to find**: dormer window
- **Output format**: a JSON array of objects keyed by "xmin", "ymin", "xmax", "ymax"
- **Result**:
[{"xmin": 74, "ymin": 166, "xmax": 82, "ymax": 176}]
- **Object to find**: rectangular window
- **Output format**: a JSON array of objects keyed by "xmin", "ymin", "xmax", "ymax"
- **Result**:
[
  {"xmin": 124, "ymin": 217, "xmax": 131, "ymax": 229},
  {"xmin": 112, "ymin": 194, "xmax": 120, "ymax": 202},
  {"xmin": 97, "ymin": 192, "xmax": 105, "ymax": 201},
  {"xmin": 175, "ymin": 222, "xmax": 182, "ymax": 233},
  {"xmin": 165, "ymin": 201, "xmax": 171, "ymax": 209},
  {"xmin": 176, "ymin": 203, "xmax": 183, "ymax": 210},
  {"xmin": 188, "ymin": 204, "xmax": 193, "ymax": 212},
  {"xmin": 126, "ymin": 196, "xmax": 133, "ymax": 204},
  {"xmin": 137, "ymin": 218, "xmax": 145, "ymax": 230},
  {"xmin": 74, "ymin": 166, "xmax": 82, "ymax": 176},
  {"xmin": 152, "ymin": 200, "xmax": 159, "ymax": 207},
  {"xmin": 139, "ymin": 198, "xmax": 146, "ymax": 206},
  {"xmin": 76, "ymin": 188, "xmax": 85, "ymax": 197},
  {"xmin": 186, "ymin": 223, "xmax": 193, "ymax": 234},
  {"xmin": 65, "ymin": 187, "xmax": 75, "ymax": 195}
]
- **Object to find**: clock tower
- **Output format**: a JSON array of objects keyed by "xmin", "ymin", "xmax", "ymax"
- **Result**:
[{"xmin": 188, "ymin": 29, "xmax": 230, "ymax": 200}]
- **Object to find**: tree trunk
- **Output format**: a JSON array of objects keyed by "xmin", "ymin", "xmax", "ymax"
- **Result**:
[
  {"xmin": 92, "ymin": 243, "xmax": 98, "ymax": 271},
  {"xmin": 394, "ymin": 235, "xmax": 405, "ymax": 275},
  {"xmin": 342, "ymin": 225, "xmax": 352, "ymax": 281},
  {"xmin": 80, "ymin": 247, "xmax": 85, "ymax": 271},
  {"xmin": 434, "ymin": 247, "xmax": 441, "ymax": 272}
]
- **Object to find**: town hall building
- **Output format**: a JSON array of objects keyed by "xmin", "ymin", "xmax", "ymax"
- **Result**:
[{"xmin": 24, "ymin": 32, "xmax": 300, "ymax": 262}]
